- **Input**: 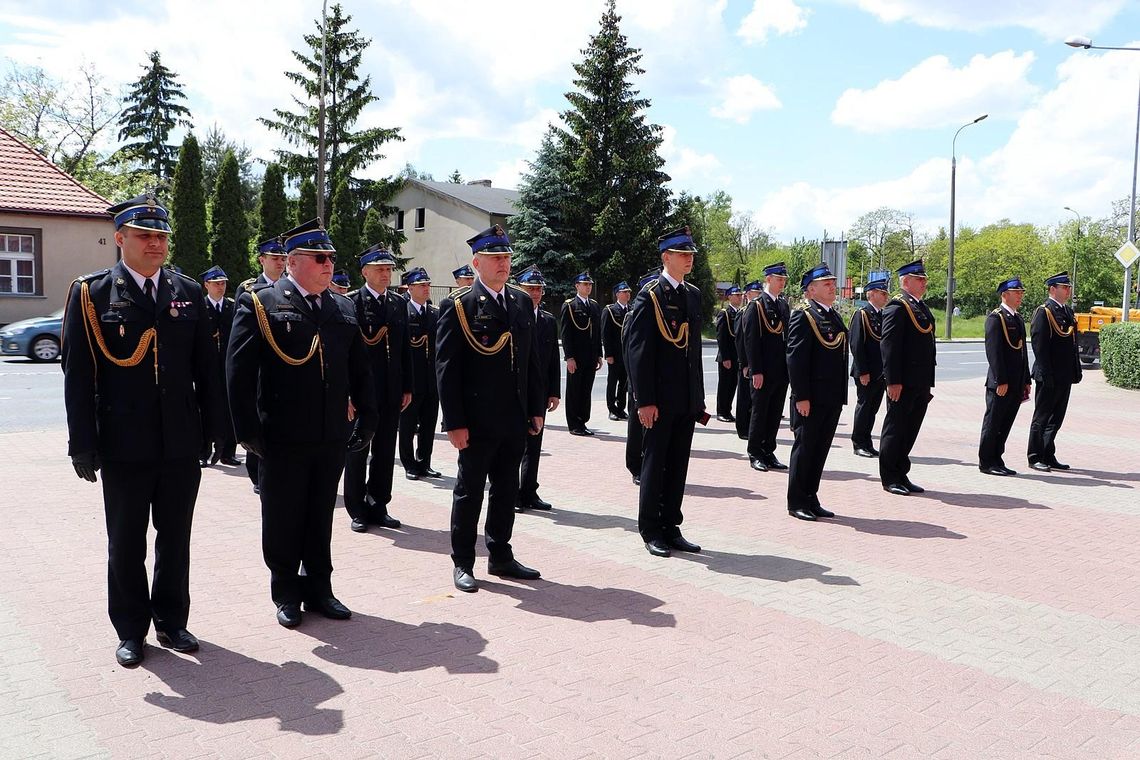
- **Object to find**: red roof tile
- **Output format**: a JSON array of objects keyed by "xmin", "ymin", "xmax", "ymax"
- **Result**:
[{"xmin": 0, "ymin": 127, "xmax": 110, "ymax": 218}]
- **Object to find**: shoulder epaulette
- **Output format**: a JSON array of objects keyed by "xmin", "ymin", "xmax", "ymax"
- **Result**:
[
  {"xmin": 237, "ymin": 277, "xmax": 257, "ymax": 292},
  {"xmin": 74, "ymin": 269, "xmax": 110, "ymax": 283},
  {"xmin": 451, "ymin": 286, "xmax": 472, "ymax": 300},
  {"xmin": 168, "ymin": 269, "xmax": 197, "ymax": 285},
  {"xmin": 346, "ymin": 288, "xmax": 360, "ymax": 298},
  {"xmin": 564, "ymin": 297, "xmax": 575, "ymax": 303},
  {"xmin": 507, "ymin": 283, "xmax": 528, "ymax": 294}
]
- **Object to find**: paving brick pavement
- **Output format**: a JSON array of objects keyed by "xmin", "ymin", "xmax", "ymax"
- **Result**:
[{"xmin": 1, "ymin": 370, "xmax": 1139, "ymax": 758}]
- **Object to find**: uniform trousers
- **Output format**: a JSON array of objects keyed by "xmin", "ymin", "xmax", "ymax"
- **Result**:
[
  {"xmin": 850, "ymin": 376, "xmax": 885, "ymax": 449},
  {"xmin": 100, "ymin": 458, "xmax": 200, "ymax": 640},
  {"xmin": 518, "ymin": 417, "xmax": 546, "ymax": 502},
  {"xmin": 787, "ymin": 402, "xmax": 842, "ymax": 510},
  {"xmin": 879, "ymin": 386, "xmax": 930, "ymax": 485},
  {"xmin": 747, "ymin": 377, "xmax": 788, "ymax": 460},
  {"xmin": 451, "ymin": 431, "xmax": 527, "ymax": 569},
  {"xmin": 978, "ymin": 387, "xmax": 1024, "ymax": 468},
  {"xmin": 1027, "ymin": 380, "xmax": 1072, "ymax": 465},
  {"xmin": 245, "ymin": 451, "xmax": 260, "ymax": 488},
  {"xmin": 260, "ymin": 443, "xmax": 345, "ymax": 605},
  {"xmin": 626, "ymin": 387, "xmax": 642, "ymax": 478},
  {"xmin": 399, "ymin": 389, "xmax": 439, "ymax": 474},
  {"xmin": 734, "ymin": 371, "xmax": 752, "ymax": 439},
  {"xmin": 565, "ymin": 363, "xmax": 597, "ymax": 430},
  {"xmin": 716, "ymin": 362, "xmax": 736, "ymax": 418},
  {"xmin": 606, "ymin": 361, "xmax": 627, "ymax": 416},
  {"xmin": 637, "ymin": 410, "xmax": 696, "ymax": 543},
  {"xmin": 344, "ymin": 403, "xmax": 400, "ymax": 519}
]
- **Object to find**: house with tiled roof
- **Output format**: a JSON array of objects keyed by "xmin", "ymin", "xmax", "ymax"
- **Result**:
[
  {"xmin": 387, "ymin": 178, "xmax": 519, "ymax": 287},
  {"xmin": 0, "ymin": 127, "xmax": 116, "ymax": 325}
]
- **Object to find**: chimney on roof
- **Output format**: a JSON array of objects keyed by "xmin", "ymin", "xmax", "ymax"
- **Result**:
[{"xmin": 466, "ymin": 179, "xmax": 492, "ymax": 188}]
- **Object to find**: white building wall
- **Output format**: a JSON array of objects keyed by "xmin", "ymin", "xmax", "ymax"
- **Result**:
[{"xmin": 389, "ymin": 186, "xmax": 491, "ymax": 282}]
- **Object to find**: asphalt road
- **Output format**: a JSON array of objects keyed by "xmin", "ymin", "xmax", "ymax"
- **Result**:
[{"xmin": 0, "ymin": 340, "xmax": 1028, "ymax": 436}]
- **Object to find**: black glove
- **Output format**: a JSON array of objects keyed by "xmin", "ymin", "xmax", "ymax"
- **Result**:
[
  {"xmin": 346, "ymin": 426, "xmax": 374, "ymax": 453},
  {"xmin": 241, "ymin": 436, "xmax": 266, "ymax": 458},
  {"xmin": 71, "ymin": 451, "xmax": 100, "ymax": 482}
]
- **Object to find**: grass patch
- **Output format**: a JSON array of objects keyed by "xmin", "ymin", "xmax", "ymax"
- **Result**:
[{"xmin": 928, "ymin": 308, "xmax": 986, "ymax": 339}]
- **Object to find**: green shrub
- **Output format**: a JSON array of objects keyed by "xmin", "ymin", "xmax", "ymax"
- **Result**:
[{"xmin": 1100, "ymin": 321, "xmax": 1140, "ymax": 389}]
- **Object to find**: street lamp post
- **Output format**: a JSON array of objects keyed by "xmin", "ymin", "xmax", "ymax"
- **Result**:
[
  {"xmin": 1064, "ymin": 206, "xmax": 1082, "ymax": 309},
  {"xmin": 946, "ymin": 114, "xmax": 988, "ymax": 340},
  {"xmin": 1066, "ymin": 35, "xmax": 1140, "ymax": 321}
]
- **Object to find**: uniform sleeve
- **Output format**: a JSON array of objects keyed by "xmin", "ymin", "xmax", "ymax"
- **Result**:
[
  {"xmin": 349, "ymin": 326, "xmax": 378, "ymax": 432},
  {"xmin": 880, "ymin": 301, "xmax": 903, "ymax": 386},
  {"xmin": 400, "ymin": 309, "xmax": 414, "ymax": 394},
  {"xmin": 984, "ymin": 313, "xmax": 1007, "ymax": 386},
  {"xmin": 526, "ymin": 310, "xmax": 545, "ymax": 418},
  {"xmin": 187, "ymin": 281, "xmax": 217, "ymax": 443},
  {"xmin": 742, "ymin": 301, "xmax": 763, "ymax": 376},
  {"xmin": 225, "ymin": 291, "xmax": 263, "ymax": 445},
  {"xmin": 435, "ymin": 296, "xmax": 466, "ymax": 431},
  {"xmin": 546, "ymin": 318, "xmax": 561, "ymax": 398},
  {"xmin": 714, "ymin": 310, "xmax": 732, "ymax": 358},
  {"xmin": 1070, "ymin": 309, "xmax": 1083, "ymax": 382},
  {"xmin": 592, "ymin": 301, "xmax": 603, "ymax": 356},
  {"xmin": 623, "ymin": 290, "xmax": 658, "ymax": 407},
  {"xmin": 558, "ymin": 301, "xmax": 573, "ymax": 361},
  {"xmin": 849, "ymin": 309, "xmax": 867, "ymax": 377},
  {"xmin": 1029, "ymin": 307, "xmax": 1051, "ymax": 382},
  {"xmin": 785, "ymin": 310, "xmax": 812, "ymax": 402},
  {"xmin": 602, "ymin": 307, "xmax": 618, "ymax": 358},
  {"xmin": 61, "ymin": 279, "xmax": 98, "ymax": 456}
]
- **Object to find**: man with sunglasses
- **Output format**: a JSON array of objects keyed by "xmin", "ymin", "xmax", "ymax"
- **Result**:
[
  {"xmin": 342, "ymin": 243, "xmax": 413, "ymax": 533},
  {"xmin": 227, "ymin": 218, "xmax": 377, "ymax": 628}
]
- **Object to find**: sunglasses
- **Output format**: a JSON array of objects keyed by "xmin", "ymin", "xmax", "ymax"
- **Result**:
[{"xmin": 293, "ymin": 252, "xmax": 338, "ymax": 264}]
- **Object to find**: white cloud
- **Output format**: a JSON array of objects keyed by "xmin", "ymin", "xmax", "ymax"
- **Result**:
[
  {"xmin": 832, "ymin": 52, "xmax": 1037, "ymax": 133},
  {"xmin": 737, "ymin": 0, "xmax": 810, "ymax": 44},
  {"xmin": 659, "ymin": 124, "xmax": 727, "ymax": 187},
  {"xmin": 846, "ymin": 0, "xmax": 1127, "ymax": 40},
  {"xmin": 710, "ymin": 75, "xmax": 782, "ymax": 124}
]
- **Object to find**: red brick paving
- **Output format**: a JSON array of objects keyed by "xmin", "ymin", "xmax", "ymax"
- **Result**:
[{"xmin": 1, "ymin": 369, "xmax": 1138, "ymax": 758}]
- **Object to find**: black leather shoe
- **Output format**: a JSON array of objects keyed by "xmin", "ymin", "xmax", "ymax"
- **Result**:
[
  {"xmin": 1000, "ymin": 466, "xmax": 1018, "ymax": 476},
  {"xmin": 980, "ymin": 465, "xmax": 1011, "ymax": 476},
  {"xmin": 749, "ymin": 457, "xmax": 769, "ymax": 472},
  {"xmin": 569, "ymin": 428, "xmax": 589, "ymax": 436},
  {"xmin": 422, "ymin": 468, "xmax": 442, "ymax": 478},
  {"xmin": 811, "ymin": 505, "xmax": 835, "ymax": 518},
  {"xmin": 514, "ymin": 504, "xmax": 527, "ymax": 513},
  {"xmin": 1049, "ymin": 460, "xmax": 1070, "ymax": 470},
  {"xmin": 198, "ymin": 459, "xmax": 210, "ymax": 468},
  {"xmin": 453, "ymin": 567, "xmax": 478, "ymax": 592},
  {"xmin": 488, "ymin": 559, "xmax": 541, "ymax": 580},
  {"xmin": 528, "ymin": 496, "xmax": 552, "ymax": 511},
  {"xmin": 766, "ymin": 457, "xmax": 788, "ymax": 471},
  {"xmin": 902, "ymin": 479, "xmax": 925, "ymax": 494},
  {"xmin": 884, "ymin": 483, "xmax": 910, "ymax": 496},
  {"xmin": 668, "ymin": 535, "xmax": 701, "ymax": 553},
  {"xmin": 155, "ymin": 628, "xmax": 199, "ymax": 653},
  {"xmin": 716, "ymin": 414, "xmax": 735, "ymax": 423},
  {"xmin": 350, "ymin": 518, "xmax": 369, "ymax": 533},
  {"xmin": 1030, "ymin": 461, "xmax": 1052, "ymax": 472},
  {"xmin": 645, "ymin": 540, "xmax": 671, "ymax": 557},
  {"xmin": 210, "ymin": 451, "xmax": 221, "ymax": 465},
  {"xmin": 615, "ymin": 412, "xmax": 629, "ymax": 420},
  {"xmin": 305, "ymin": 596, "xmax": 351, "ymax": 620},
  {"xmin": 853, "ymin": 447, "xmax": 878, "ymax": 458},
  {"xmin": 276, "ymin": 603, "xmax": 302, "ymax": 628},
  {"xmin": 608, "ymin": 412, "xmax": 621, "ymax": 420},
  {"xmin": 115, "ymin": 638, "xmax": 145, "ymax": 667},
  {"xmin": 374, "ymin": 512, "xmax": 401, "ymax": 529},
  {"xmin": 220, "ymin": 457, "xmax": 242, "ymax": 466},
  {"xmin": 253, "ymin": 484, "xmax": 261, "ymax": 495},
  {"xmin": 789, "ymin": 508, "xmax": 817, "ymax": 521},
  {"xmin": 405, "ymin": 470, "xmax": 421, "ymax": 480},
  {"xmin": 632, "ymin": 475, "xmax": 641, "ymax": 485}
]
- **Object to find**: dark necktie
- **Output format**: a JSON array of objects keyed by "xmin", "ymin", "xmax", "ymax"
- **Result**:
[
  {"xmin": 497, "ymin": 293, "xmax": 506, "ymax": 312},
  {"xmin": 143, "ymin": 278, "xmax": 155, "ymax": 305},
  {"xmin": 215, "ymin": 302, "xmax": 222, "ymax": 315},
  {"xmin": 307, "ymin": 294, "xmax": 320, "ymax": 314}
]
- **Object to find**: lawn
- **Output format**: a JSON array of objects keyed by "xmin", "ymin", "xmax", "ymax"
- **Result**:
[{"xmin": 928, "ymin": 308, "xmax": 987, "ymax": 339}]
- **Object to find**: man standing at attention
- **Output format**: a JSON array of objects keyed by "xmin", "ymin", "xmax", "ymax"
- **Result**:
[
  {"xmin": 735, "ymin": 280, "xmax": 761, "ymax": 439},
  {"xmin": 714, "ymin": 285, "xmax": 742, "ymax": 423},
  {"xmin": 979, "ymin": 278, "xmax": 1031, "ymax": 476},
  {"xmin": 560, "ymin": 271, "xmax": 602, "ymax": 436},
  {"xmin": 342, "ymin": 243, "xmax": 412, "ymax": 533},
  {"xmin": 199, "ymin": 265, "xmax": 238, "ymax": 467},
  {"xmin": 744, "ymin": 263, "xmax": 791, "ymax": 472},
  {"xmin": 849, "ymin": 277, "xmax": 889, "ymax": 458},
  {"xmin": 602, "ymin": 281, "xmax": 632, "ymax": 421},
  {"xmin": 1027, "ymin": 272, "xmax": 1082, "ymax": 472},
  {"xmin": 516, "ymin": 265, "xmax": 561, "ymax": 512},
  {"xmin": 399, "ymin": 267, "xmax": 441, "ymax": 480},
  {"xmin": 437, "ymin": 225, "xmax": 546, "ymax": 592},
  {"xmin": 786, "ymin": 264, "xmax": 848, "ymax": 521},
  {"xmin": 63, "ymin": 193, "xmax": 215, "ymax": 666},
  {"xmin": 625, "ymin": 226, "xmax": 705, "ymax": 559},
  {"xmin": 227, "ymin": 219, "xmax": 377, "ymax": 628},
  {"xmin": 879, "ymin": 260, "xmax": 936, "ymax": 496}
]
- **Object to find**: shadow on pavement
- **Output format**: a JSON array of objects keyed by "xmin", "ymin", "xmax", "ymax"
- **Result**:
[
  {"xmin": 480, "ymin": 578, "xmax": 676, "ymax": 628},
  {"xmin": 142, "ymin": 643, "xmax": 343, "ymax": 735},
  {"xmin": 931, "ymin": 490, "xmax": 1051, "ymax": 510},
  {"xmin": 689, "ymin": 448, "xmax": 746, "ymax": 461},
  {"xmin": 830, "ymin": 515, "xmax": 966, "ymax": 540},
  {"xmin": 821, "ymin": 469, "xmax": 876, "ymax": 482},
  {"xmin": 1012, "ymin": 470, "xmax": 1132, "ymax": 488},
  {"xmin": 303, "ymin": 612, "xmax": 499, "ymax": 675},
  {"xmin": 686, "ymin": 482, "xmax": 767, "ymax": 500},
  {"xmin": 910, "ymin": 455, "xmax": 971, "ymax": 466},
  {"xmin": 1067, "ymin": 467, "xmax": 1140, "ymax": 484},
  {"xmin": 524, "ymin": 507, "xmax": 639, "ymax": 533},
  {"xmin": 676, "ymin": 549, "xmax": 859, "ymax": 586}
]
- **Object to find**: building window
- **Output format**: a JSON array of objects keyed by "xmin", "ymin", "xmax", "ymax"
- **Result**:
[
  {"xmin": 415, "ymin": 208, "xmax": 425, "ymax": 230},
  {"xmin": 0, "ymin": 229, "xmax": 41, "ymax": 296},
  {"xmin": 395, "ymin": 210, "xmax": 404, "ymax": 232}
]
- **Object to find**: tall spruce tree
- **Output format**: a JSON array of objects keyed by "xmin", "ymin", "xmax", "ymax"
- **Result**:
[
  {"xmin": 671, "ymin": 192, "xmax": 717, "ymax": 323},
  {"xmin": 209, "ymin": 151, "xmax": 254, "ymax": 283},
  {"xmin": 297, "ymin": 177, "xmax": 318, "ymax": 224},
  {"xmin": 510, "ymin": 128, "xmax": 577, "ymax": 302},
  {"xmin": 257, "ymin": 163, "xmax": 291, "ymax": 241},
  {"xmin": 259, "ymin": 3, "xmax": 402, "ymax": 206},
  {"xmin": 327, "ymin": 178, "xmax": 361, "ymax": 259},
  {"xmin": 116, "ymin": 51, "xmax": 193, "ymax": 180},
  {"xmin": 557, "ymin": 0, "xmax": 672, "ymax": 288},
  {"xmin": 169, "ymin": 133, "xmax": 209, "ymax": 277}
]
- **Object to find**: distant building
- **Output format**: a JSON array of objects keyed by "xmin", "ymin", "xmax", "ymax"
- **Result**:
[
  {"xmin": 0, "ymin": 127, "xmax": 115, "ymax": 325},
  {"xmin": 387, "ymin": 178, "xmax": 519, "ymax": 287}
]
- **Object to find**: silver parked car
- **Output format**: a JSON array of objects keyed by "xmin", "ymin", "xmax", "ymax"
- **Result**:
[{"xmin": 0, "ymin": 308, "xmax": 64, "ymax": 362}]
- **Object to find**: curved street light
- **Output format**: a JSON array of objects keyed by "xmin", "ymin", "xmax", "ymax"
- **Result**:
[
  {"xmin": 1066, "ymin": 35, "xmax": 1140, "ymax": 320},
  {"xmin": 1064, "ymin": 206, "xmax": 1082, "ymax": 308},
  {"xmin": 946, "ymin": 114, "xmax": 988, "ymax": 340}
]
